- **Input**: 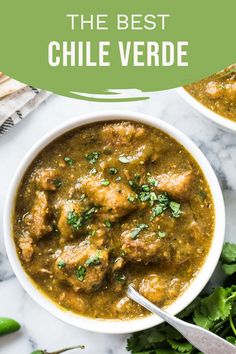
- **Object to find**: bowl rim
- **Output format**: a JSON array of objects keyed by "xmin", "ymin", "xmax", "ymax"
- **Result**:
[
  {"xmin": 177, "ymin": 87, "xmax": 236, "ymax": 133},
  {"xmin": 3, "ymin": 110, "xmax": 225, "ymax": 334}
]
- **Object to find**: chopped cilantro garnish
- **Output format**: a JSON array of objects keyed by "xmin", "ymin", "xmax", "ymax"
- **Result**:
[
  {"xmin": 115, "ymin": 273, "xmax": 126, "ymax": 282},
  {"xmin": 221, "ymin": 243, "xmax": 236, "ymax": 275},
  {"xmin": 169, "ymin": 201, "xmax": 182, "ymax": 218},
  {"xmin": 90, "ymin": 167, "xmax": 97, "ymax": 175},
  {"xmin": 83, "ymin": 207, "xmax": 98, "ymax": 221},
  {"xmin": 52, "ymin": 178, "xmax": 62, "ymax": 188},
  {"xmin": 128, "ymin": 195, "xmax": 135, "ymax": 203},
  {"xmin": 64, "ymin": 156, "xmax": 74, "ymax": 166},
  {"xmin": 157, "ymin": 193, "xmax": 170, "ymax": 208},
  {"xmin": 75, "ymin": 265, "xmax": 86, "ymax": 281},
  {"xmin": 119, "ymin": 155, "xmax": 132, "ymax": 164},
  {"xmin": 85, "ymin": 251, "xmax": 101, "ymax": 266},
  {"xmin": 131, "ymin": 224, "xmax": 148, "ymax": 239},
  {"xmin": 150, "ymin": 192, "xmax": 158, "ymax": 202},
  {"xmin": 141, "ymin": 184, "xmax": 150, "ymax": 192},
  {"xmin": 152, "ymin": 205, "xmax": 164, "ymax": 218},
  {"xmin": 80, "ymin": 194, "xmax": 86, "ymax": 201},
  {"xmin": 139, "ymin": 191, "xmax": 151, "ymax": 202},
  {"xmin": 67, "ymin": 207, "xmax": 98, "ymax": 231},
  {"xmin": 199, "ymin": 190, "xmax": 207, "ymax": 200},
  {"xmin": 85, "ymin": 151, "xmax": 101, "ymax": 164},
  {"xmin": 109, "ymin": 167, "xmax": 118, "ymax": 175},
  {"xmin": 67, "ymin": 210, "xmax": 83, "ymax": 231},
  {"xmin": 137, "ymin": 185, "xmax": 157, "ymax": 205},
  {"xmin": 104, "ymin": 220, "xmax": 112, "ymax": 228},
  {"xmin": 157, "ymin": 231, "xmax": 166, "ymax": 238},
  {"xmin": 58, "ymin": 260, "xmax": 66, "ymax": 269},
  {"xmin": 148, "ymin": 177, "xmax": 159, "ymax": 186},
  {"xmin": 101, "ymin": 179, "xmax": 110, "ymax": 186}
]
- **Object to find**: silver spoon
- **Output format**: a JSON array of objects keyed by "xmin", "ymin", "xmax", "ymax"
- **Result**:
[{"xmin": 127, "ymin": 285, "xmax": 236, "ymax": 354}]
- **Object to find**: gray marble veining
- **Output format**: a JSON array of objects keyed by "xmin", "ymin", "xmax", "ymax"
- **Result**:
[{"xmin": 0, "ymin": 89, "xmax": 236, "ymax": 354}]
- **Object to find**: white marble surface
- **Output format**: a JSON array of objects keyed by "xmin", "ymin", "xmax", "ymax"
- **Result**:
[{"xmin": 0, "ymin": 90, "xmax": 236, "ymax": 354}]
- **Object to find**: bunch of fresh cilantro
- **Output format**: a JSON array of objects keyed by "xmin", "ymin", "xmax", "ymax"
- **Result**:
[{"xmin": 127, "ymin": 242, "xmax": 236, "ymax": 354}]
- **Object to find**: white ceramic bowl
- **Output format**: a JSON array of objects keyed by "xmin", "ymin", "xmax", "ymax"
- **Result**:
[
  {"xmin": 177, "ymin": 87, "xmax": 236, "ymax": 133},
  {"xmin": 4, "ymin": 111, "xmax": 225, "ymax": 334}
]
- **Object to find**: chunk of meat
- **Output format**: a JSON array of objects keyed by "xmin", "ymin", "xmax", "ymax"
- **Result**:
[
  {"xmin": 205, "ymin": 70, "xmax": 236, "ymax": 102},
  {"xmin": 156, "ymin": 171, "xmax": 193, "ymax": 200},
  {"xmin": 35, "ymin": 168, "xmax": 60, "ymax": 191},
  {"xmin": 139, "ymin": 275, "xmax": 168, "ymax": 305},
  {"xmin": 205, "ymin": 81, "xmax": 223, "ymax": 99},
  {"xmin": 171, "ymin": 220, "xmax": 204, "ymax": 265},
  {"xmin": 56, "ymin": 200, "xmax": 83, "ymax": 243},
  {"xmin": 87, "ymin": 226, "xmax": 108, "ymax": 247},
  {"xmin": 114, "ymin": 296, "xmax": 142, "ymax": 317},
  {"xmin": 139, "ymin": 275, "xmax": 181, "ymax": 306},
  {"xmin": 118, "ymin": 145, "xmax": 157, "ymax": 167},
  {"xmin": 18, "ymin": 232, "xmax": 34, "ymax": 262},
  {"xmin": 121, "ymin": 229, "xmax": 171, "ymax": 264},
  {"xmin": 24, "ymin": 191, "xmax": 52, "ymax": 239},
  {"xmin": 100, "ymin": 122, "xmax": 145, "ymax": 147},
  {"xmin": 99, "ymin": 145, "xmax": 155, "ymax": 172},
  {"xmin": 222, "ymin": 82, "xmax": 236, "ymax": 100},
  {"xmin": 59, "ymin": 290, "xmax": 88, "ymax": 313},
  {"xmin": 55, "ymin": 242, "xmax": 109, "ymax": 293},
  {"xmin": 80, "ymin": 174, "xmax": 137, "ymax": 221}
]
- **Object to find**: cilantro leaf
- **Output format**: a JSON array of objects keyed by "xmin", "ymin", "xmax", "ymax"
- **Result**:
[
  {"xmin": 148, "ymin": 176, "xmax": 159, "ymax": 187},
  {"xmin": 90, "ymin": 167, "xmax": 97, "ymax": 175},
  {"xmin": 131, "ymin": 224, "xmax": 148, "ymax": 239},
  {"xmin": 221, "ymin": 243, "xmax": 236, "ymax": 264},
  {"xmin": 85, "ymin": 251, "xmax": 101, "ymax": 266},
  {"xmin": 67, "ymin": 210, "xmax": 83, "ymax": 231},
  {"xmin": 109, "ymin": 167, "xmax": 118, "ymax": 175},
  {"xmin": 57, "ymin": 260, "xmax": 66, "ymax": 270},
  {"xmin": 75, "ymin": 265, "xmax": 86, "ymax": 281},
  {"xmin": 104, "ymin": 219, "xmax": 112, "ymax": 228},
  {"xmin": 167, "ymin": 339, "xmax": 193, "ymax": 353},
  {"xmin": 64, "ymin": 156, "xmax": 74, "ymax": 166},
  {"xmin": 221, "ymin": 243, "xmax": 236, "ymax": 276},
  {"xmin": 152, "ymin": 205, "xmax": 164, "ymax": 218},
  {"xmin": 169, "ymin": 201, "xmax": 182, "ymax": 218},
  {"xmin": 52, "ymin": 178, "xmax": 62, "ymax": 188},
  {"xmin": 223, "ymin": 264, "xmax": 236, "ymax": 276},
  {"xmin": 67, "ymin": 207, "xmax": 98, "ymax": 231},
  {"xmin": 85, "ymin": 151, "xmax": 101, "ymax": 164},
  {"xmin": 193, "ymin": 287, "xmax": 232, "ymax": 329},
  {"xmin": 158, "ymin": 231, "xmax": 166, "ymax": 238},
  {"xmin": 101, "ymin": 179, "xmax": 110, "ymax": 186}
]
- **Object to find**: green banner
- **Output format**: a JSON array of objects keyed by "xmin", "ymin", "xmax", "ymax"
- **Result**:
[{"xmin": 0, "ymin": 0, "xmax": 235, "ymax": 100}]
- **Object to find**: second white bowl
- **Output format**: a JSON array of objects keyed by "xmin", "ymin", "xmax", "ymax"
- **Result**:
[{"xmin": 177, "ymin": 87, "xmax": 236, "ymax": 133}]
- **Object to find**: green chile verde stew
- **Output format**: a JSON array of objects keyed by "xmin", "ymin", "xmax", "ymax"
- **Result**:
[
  {"xmin": 14, "ymin": 121, "xmax": 215, "ymax": 320},
  {"xmin": 185, "ymin": 64, "xmax": 236, "ymax": 122}
]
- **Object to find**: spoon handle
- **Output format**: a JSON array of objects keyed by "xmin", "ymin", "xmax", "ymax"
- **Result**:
[{"xmin": 127, "ymin": 285, "xmax": 236, "ymax": 354}]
